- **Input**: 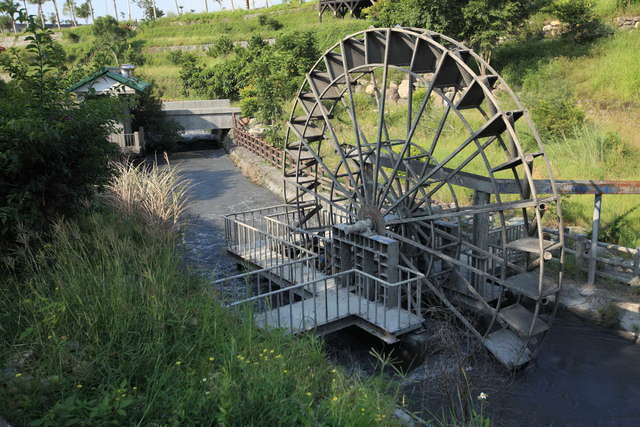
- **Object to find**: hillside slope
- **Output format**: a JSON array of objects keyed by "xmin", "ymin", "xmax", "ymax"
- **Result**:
[{"xmin": 53, "ymin": 0, "xmax": 640, "ymax": 245}]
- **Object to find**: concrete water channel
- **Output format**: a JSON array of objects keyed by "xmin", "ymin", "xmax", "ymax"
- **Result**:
[{"xmin": 172, "ymin": 149, "xmax": 640, "ymax": 427}]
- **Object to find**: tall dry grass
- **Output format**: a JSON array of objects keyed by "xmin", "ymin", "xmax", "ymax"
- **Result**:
[{"xmin": 106, "ymin": 155, "xmax": 192, "ymax": 231}]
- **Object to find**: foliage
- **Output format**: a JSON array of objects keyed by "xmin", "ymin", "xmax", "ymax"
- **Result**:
[
  {"xmin": 136, "ymin": 0, "xmax": 164, "ymax": 20},
  {"xmin": 0, "ymin": 204, "xmax": 398, "ymax": 425},
  {"xmin": 0, "ymin": 20, "xmax": 119, "ymax": 265},
  {"xmin": 90, "ymin": 16, "xmax": 143, "ymax": 65},
  {"xmin": 62, "ymin": 31, "xmax": 80, "ymax": 43},
  {"xmin": 546, "ymin": 0, "xmax": 609, "ymax": 42},
  {"xmin": 130, "ymin": 86, "xmax": 183, "ymax": 153},
  {"xmin": 365, "ymin": 0, "xmax": 548, "ymax": 54},
  {"xmin": 258, "ymin": 13, "xmax": 283, "ymax": 30},
  {"xmin": 616, "ymin": 0, "xmax": 640, "ymax": 10},
  {"xmin": 106, "ymin": 158, "xmax": 191, "ymax": 231},
  {"xmin": 75, "ymin": 1, "xmax": 91, "ymax": 23},
  {"xmin": 521, "ymin": 61, "xmax": 585, "ymax": 140},
  {"xmin": 0, "ymin": 14, "xmax": 12, "ymax": 32},
  {"xmin": 181, "ymin": 31, "xmax": 318, "ymax": 123},
  {"xmin": 167, "ymin": 49, "xmax": 196, "ymax": 65},
  {"xmin": 206, "ymin": 34, "xmax": 234, "ymax": 57},
  {"xmin": 0, "ymin": 1, "xmax": 23, "ymax": 33}
]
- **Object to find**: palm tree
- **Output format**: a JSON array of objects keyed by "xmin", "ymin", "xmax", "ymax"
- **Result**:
[
  {"xmin": 0, "ymin": 1, "xmax": 20, "ymax": 33},
  {"xmin": 63, "ymin": 0, "xmax": 77, "ymax": 26},
  {"xmin": 75, "ymin": 0, "xmax": 90, "ymax": 23},
  {"xmin": 112, "ymin": 0, "xmax": 118, "ymax": 21},
  {"xmin": 27, "ymin": 0, "xmax": 45, "ymax": 27},
  {"xmin": 50, "ymin": 0, "xmax": 62, "ymax": 29}
]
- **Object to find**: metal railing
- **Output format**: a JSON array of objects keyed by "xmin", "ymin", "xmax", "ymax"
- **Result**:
[{"xmin": 214, "ymin": 263, "xmax": 424, "ymax": 335}]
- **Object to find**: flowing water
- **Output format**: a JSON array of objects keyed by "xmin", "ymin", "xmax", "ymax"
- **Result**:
[{"xmin": 174, "ymin": 149, "xmax": 640, "ymax": 427}]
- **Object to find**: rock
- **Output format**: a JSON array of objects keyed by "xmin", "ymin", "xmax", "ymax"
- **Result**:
[
  {"xmin": 365, "ymin": 84, "xmax": 376, "ymax": 96},
  {"xmin": 398, "ymin": 79, "xmax": 413, "ymax": 98},
  {"xmin": 388, "ymin": 87, "xmax": 400, "ymax": 103}
]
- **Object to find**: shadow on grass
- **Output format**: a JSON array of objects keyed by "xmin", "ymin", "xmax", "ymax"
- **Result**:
[{"xmin": 492, "ymin": 36, "xmax": 599, "ymax": 87}]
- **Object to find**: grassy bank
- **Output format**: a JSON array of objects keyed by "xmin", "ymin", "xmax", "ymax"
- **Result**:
[{"xmin": 0, "ymin": 168, "xmax": 398, "ymax": 425}]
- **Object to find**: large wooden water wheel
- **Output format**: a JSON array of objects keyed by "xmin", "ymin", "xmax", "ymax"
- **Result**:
[{"xmin": 282, "ymin": 27, "xmax": 565, "ymax": 368}]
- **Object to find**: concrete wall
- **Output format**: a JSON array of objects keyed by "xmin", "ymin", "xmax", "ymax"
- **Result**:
[{"xmin": 162, "ymin": 100, "xmax": 240, "ymax": 134}]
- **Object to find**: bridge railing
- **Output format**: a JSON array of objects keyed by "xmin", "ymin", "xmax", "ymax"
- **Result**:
[
  {"xmin": 225, "ymin": 205, "xmax": 319, "ymax": 269},
  {"xmin": 214, "ymin": 265, "xmax": 424, "ymax": 335},
  {"xmin": 232, "ymin": 114, "xmax": 288, "ymax": 169}
]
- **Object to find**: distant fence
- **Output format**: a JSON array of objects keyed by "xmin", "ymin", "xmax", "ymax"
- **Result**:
[
  {"xmin": 228, "ymin": 115, "xmax": 640, "ymax": 287},
  {"xmin": 232, "ymin": 115, "xmax": 286, "ymax": 168}
]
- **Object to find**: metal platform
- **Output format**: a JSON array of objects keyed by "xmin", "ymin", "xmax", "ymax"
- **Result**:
[{"xmin": 214, "ymin": 205, "xmax": 425, "ymax": 343}]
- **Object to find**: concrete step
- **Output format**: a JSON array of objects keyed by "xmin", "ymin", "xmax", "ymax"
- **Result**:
[{"xmin": 484, "ymin": 328, "xmax": 531, "ymax": 368}]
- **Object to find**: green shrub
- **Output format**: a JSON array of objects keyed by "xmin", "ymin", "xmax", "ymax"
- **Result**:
[
  {"xmin": 0, "ymin": 21, "xmax": 119, "ymax": 265},
  {"xmin": 63, "ymin": 31, "xmax": 81, "ymax": 43},
  {"xmin": 206, "ymin": 35, "xmax": 234, "ymax": 57},
  {"xmin": 547, "ymin": 0, "xmax": 610, "ymax": 42},
  {"xmin": 521, "ymin": 61, "xmax": 585, "ymax": 140},
  {"xmin": 258, "ymin": 14, "xmax": 284, "ymax": 30},
  {"xmin": 167, "ymin": 49, "xmax": 196, "ymax": 65},
  {"xmin": 597, "ymin": 303, "xmax": 619, "ymax": 328}
]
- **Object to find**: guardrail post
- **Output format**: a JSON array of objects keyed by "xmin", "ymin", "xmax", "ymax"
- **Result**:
[
  {"xmin": 575, "ymin": 234, "xmax": 586, "ymax": 280},
  {"xmin": 588, "ymin": 193, "xmax": 602, "ymax": 286},
  {"xmin": 633, "ymin": 247, "xmax": 640, "ymax": 285}
]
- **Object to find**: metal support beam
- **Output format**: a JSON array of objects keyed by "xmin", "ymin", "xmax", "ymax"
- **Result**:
[{"xmin": 471, "ymin": 191, "xmax": 491, "ymax": 294}]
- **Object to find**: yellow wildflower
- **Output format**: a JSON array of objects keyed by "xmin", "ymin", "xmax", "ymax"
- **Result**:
[
  {"xmin": 15, "ymin": 373, "xmax": 22, "ymax": 378},
  {"xmin": 175, "ymin": 361, "xmax": 182, "ymax": 366}
]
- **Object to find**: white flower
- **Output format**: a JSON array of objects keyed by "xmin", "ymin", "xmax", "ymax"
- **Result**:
[{"xmin": 478, "ymin": 392, "xmax": 488, "ymax": 400}]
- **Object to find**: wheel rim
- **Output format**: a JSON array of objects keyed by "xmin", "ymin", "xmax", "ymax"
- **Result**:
[{"xmin": 283, "ymin": 27, "xmax": 565, "ymax": 362}]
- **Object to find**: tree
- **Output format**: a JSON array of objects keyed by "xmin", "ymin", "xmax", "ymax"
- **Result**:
[
  {"xmin": 63, "ymin": 0, "xmax": 77, "ymax": 26},
  {"xmin": 112, "ymin": 0, "xmax": 118, "ymax": 21},
  {"xmin": 366, "ymin": 0, "xmax": 548, "ymax": 58},
  {"xmin": 0, "ymin": 15, "xmax": 13, "ymax": 32},
  {"xmin": 0, "ymin": 18, "xmax": 119, "ymax": 259},
  {"xmin": 27, "ymin": 0, "xmax": 45, "ymax": 27},
  {"xmin": 0, "ymin": 1, "xmax": 20, "ymax": 33},
  {"xmin": 75, "ymin": 0, "xmax": 91, "ymax": 23},
  {"xmin": 136, "ymin": 0, "xmax": 159, "ymax": 19},
  {"xmin": 90, "ymin": 15, "xmax": 141, "ymax": 64},
  {"xmin": 50, "ymin": 0, "xmax": 62, "ymax": 29}
]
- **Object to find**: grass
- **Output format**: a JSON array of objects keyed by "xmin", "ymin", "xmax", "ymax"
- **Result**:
[{"xmin": 0, "ymin": 162, "xmax": 399, "ymax": 425}]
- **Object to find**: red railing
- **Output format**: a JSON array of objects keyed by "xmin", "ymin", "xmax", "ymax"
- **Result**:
[{"xmin": 232, "ymin": 115, "xmax": 287, "ymax": 169}]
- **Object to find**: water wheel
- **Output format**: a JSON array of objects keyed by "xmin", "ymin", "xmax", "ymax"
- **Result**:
[{"xmin": 283, "ymin": 27, "xmax": 565, "ymax": 368}]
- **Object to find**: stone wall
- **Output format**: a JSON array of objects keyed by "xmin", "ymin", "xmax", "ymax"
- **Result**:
[{"xmin": 615, "ymin": 15, "xmax": 640, "ymax": 30}]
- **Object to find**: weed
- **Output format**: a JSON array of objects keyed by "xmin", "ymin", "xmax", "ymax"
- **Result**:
[{"xmin": 598, "ymin": 303, "xmax": 619, "ymax": 328}]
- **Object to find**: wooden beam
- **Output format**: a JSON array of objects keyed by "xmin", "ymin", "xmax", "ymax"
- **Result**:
[{"xmin": 588, "ymin": 194, "xmax": 602, "ymax": 286}]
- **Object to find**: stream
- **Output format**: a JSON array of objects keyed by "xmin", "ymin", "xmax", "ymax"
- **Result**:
[{"xmin": 173, "ymin": 149, "xmax": 640, "ymax": 427}]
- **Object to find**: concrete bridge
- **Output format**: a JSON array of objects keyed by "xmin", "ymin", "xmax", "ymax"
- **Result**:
[{"xmin": 162, "ymin": 100, "xmax": 240, "ymax": 136}]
